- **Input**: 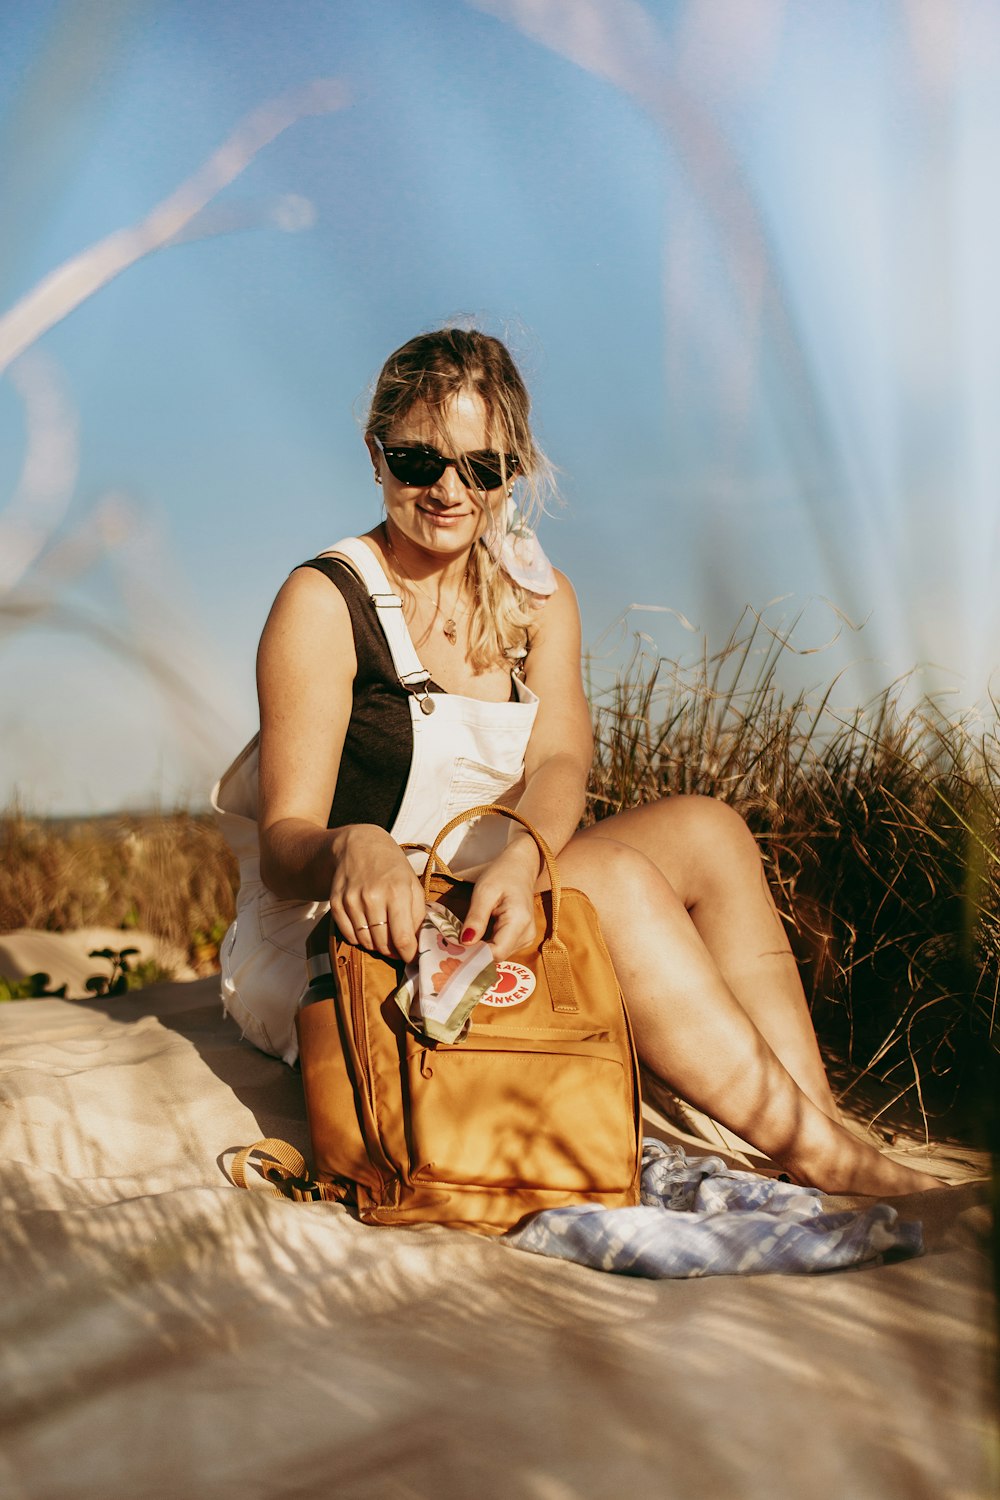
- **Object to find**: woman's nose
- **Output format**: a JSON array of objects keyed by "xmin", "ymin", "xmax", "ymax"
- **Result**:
[{"xmin": 427, "ymin": 463, "xmax": 466, "ymax": 502}]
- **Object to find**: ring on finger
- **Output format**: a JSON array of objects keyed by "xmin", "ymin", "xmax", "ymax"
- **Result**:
[{"xmin": 368, "ymin": 920, "xmax": 388, "ymax": 929}]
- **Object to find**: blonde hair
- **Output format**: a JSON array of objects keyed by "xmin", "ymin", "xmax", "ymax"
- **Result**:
[{"xmin": 366, "ymin": 328, "xmax": 553, "ymax": 672}]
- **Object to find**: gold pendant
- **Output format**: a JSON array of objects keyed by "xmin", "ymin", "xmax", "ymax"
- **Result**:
[{"xmin": 443, "ymin": 618, "xmax": 458, "ymax": 644}]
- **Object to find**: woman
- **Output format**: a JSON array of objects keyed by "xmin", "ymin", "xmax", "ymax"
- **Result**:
[{"xmin": 221, "ymin": 326, "xmax": 936, "ymax": 1197}]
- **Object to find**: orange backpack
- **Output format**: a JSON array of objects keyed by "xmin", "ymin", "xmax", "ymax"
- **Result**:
[{"xmin": 234, "ymin": 807, "xmax": 642, "ymax": 1235}]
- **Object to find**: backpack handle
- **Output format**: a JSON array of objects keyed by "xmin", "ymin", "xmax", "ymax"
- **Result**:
[
  {"xmin": 401, "ymin": 841, "xmax": 458, "ymax": 880},
  {"xmin": 422, "ymin": 804, "xmax": 577, "ymax": 1014}
]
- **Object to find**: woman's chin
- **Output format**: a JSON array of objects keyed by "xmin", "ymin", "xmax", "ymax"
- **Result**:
[{"xmin": 395, "ymin": 514, "xmax": 484, "ymax": 556}]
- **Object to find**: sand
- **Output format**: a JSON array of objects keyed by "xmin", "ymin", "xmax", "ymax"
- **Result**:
[{"xmin": 0, "ymin": 931, "xmax": 995, "ymax": 1500}]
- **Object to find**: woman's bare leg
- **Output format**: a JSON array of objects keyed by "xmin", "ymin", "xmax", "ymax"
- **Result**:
[
  {"xmin": 548, "ymin": 834, "xmax": 937, "ymax": 1195},
  {"xmin": 579, "ymin": 795, "xmax": 840, "ymax": 1121}
]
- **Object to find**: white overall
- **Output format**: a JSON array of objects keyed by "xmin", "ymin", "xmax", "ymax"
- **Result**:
[{"xmin": 210, "ymin": 537, "xmax": 540, "ymax": 1064}]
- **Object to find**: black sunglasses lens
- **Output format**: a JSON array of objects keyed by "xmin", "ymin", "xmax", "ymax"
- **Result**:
[
  {"xmin": 382, "ymin": 446, "xmax": 446, "ymax": 486},
  {"xmin": 464, "ymin": 453, "xmax": 519, "ymax": 490},
  {"xmin": 466, "ymin": 457, "xmax": 504, "ymax": 490}
]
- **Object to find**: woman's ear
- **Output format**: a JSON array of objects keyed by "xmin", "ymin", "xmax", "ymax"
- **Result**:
[{"xmin": 365, "ymin": 434, "xmax": 383, "ymax": 485}]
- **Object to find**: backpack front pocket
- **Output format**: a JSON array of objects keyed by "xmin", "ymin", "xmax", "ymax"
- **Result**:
[{"xmin": 405, "ymin": 1037, "xmax": 636, "ymax": 1193}]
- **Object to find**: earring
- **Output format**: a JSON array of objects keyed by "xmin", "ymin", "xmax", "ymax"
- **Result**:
[{"xmin": 374, "ymin": 471, "xmax": 382, "ymax": 486}]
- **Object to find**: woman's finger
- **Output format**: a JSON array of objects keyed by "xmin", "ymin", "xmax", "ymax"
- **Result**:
[
  {"xmin": 488, "ymin": 907, "xmax": 536, "ymax": 961},
  {"xmin": 352, "ymin": 923, "xmax": 374, "ymax": 951},
  {"xmin": 384, "ymin": 885, "xmax": 421, "ymax": 964},
  {"xmin": 339, "ymin": 897, "xmax": 375, "ymax": 950},
  {"xmin": 410, "ymin": 880, "xmax": 426, "ymax": 941},
  {"xmin": 363, "ymin": 917, "xmax": 391, "ymax": 955},
  {"xmin": 460, "ymin": 883, "xmax": 500, "ymax": 946}
]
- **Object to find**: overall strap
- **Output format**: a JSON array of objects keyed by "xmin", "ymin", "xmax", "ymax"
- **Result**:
[{"xmin": 318, "ymin": 538, "xmax": 431, "ymax": 693}]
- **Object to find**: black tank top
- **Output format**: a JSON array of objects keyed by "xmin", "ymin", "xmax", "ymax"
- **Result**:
[{"xmin": 297, "ymin": 557, "xmax": 441, "ymax": 830}]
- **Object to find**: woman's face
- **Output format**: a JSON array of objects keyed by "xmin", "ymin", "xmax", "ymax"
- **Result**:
[{"xmin": 367, "ymin": 388, "xmax": 507, "ymax": 560}]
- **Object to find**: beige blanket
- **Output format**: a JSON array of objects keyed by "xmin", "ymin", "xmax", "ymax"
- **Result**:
[{"xmin": 1, "ymin": 976, "xmax": 995, "ymax": 1500}]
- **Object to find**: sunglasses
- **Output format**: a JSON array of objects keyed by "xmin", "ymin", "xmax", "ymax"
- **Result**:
[{"xmin": 374, "ymin": 437, "xmax": 519, "ymax": 492}]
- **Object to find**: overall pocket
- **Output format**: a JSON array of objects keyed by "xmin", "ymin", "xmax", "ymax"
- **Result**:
[
  {"xmin": 441, "ymin": 760, "xmax": 527, "ymax": 875},
  {"xmin": 443, "ymin": 755, "xmax": 523, "ymax": 820}
]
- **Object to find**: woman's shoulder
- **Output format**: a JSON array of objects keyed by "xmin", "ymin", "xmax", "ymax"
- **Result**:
[
  {"xmin": 527, "ymin": 567, "xmax": 579, "ymax": 637},
  {"xmin": 257, "ymin": 564, "xmax": 358, "ymax": 701},
  {"xmin": 295, "ymin": 554, "xmax": 363, "ymax": 594},
  {"xmin": 547, "ymin": 565, "xmax": 577, "ymax": 598},
  {"xmin": 268, "ymin": 544, "xmax": 399, "ymax": 688},
  {"xmin": 298, "ymin": 534, "xmax": 393, "ymax": 594},
  {"xmin": 263, "ymin": 560, "xmax": 355, "ymax": 647}
]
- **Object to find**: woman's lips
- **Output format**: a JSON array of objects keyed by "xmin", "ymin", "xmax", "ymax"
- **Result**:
[{"xmin": 417, "ymin": 505, "xmax": 471, "ymax": 526}]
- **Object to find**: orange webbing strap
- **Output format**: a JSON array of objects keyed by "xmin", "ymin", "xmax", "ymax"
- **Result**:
[
  {"xmin": 401, "ymin": 841, "xmax": 458, "ymax": 880},
  {"xmin": 537, "ymin": 937, "xmax": 577, "ymax": 1016},
  {"xmin": 230, "ymin": 1138, "xmax": 343, "ymax": 1203}
]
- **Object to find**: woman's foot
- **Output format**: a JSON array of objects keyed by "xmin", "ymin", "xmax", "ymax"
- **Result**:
[{"xmin": 785, "ymin": 1122, "xmax": 940, "ymax": 1196}]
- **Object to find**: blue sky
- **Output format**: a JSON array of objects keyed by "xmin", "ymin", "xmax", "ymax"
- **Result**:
[{"xmin": 2, "ymin": 0, "xmax": 998, "ymax": 811}]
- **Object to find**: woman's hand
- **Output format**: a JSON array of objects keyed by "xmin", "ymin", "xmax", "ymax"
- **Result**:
[
  {"xmin": 460, "ymin": 839, "xmax": 541, "ymax": 960},
  {"xmin": 329, "ymin": 824, "xmax": 425, "ymax": 963}
]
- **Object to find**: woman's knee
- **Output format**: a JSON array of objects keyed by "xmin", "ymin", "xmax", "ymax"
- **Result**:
[
  {"xmin": 557, "ymin": 835, "xmax": 685, "ymax": 922},
  {"xmin": 662, "ymin": 795, "xmax": 769, "ymax": 913},
  {"xmin": 603, "ymin": 793, "xmax": 763, "ymax": 906},
  {"xmin": 665, "ymin": 793, "xmax": 758, "ymax": 856}
]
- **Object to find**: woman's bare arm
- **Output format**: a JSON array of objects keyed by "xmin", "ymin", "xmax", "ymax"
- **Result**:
[
  {"xmin": 256, "ymin": 565, "xmax": 423, "ymax": 959},
  {"xmin": 461, "ymin": 570, "xmax": 593, "ymax": 955},
  {"xmin": 514, "ymin": 568, "xmax": 594, "ymax": 853},
  {"xmin": 256, "ymin": 566, "xmax": 354, "ymax": 897}
]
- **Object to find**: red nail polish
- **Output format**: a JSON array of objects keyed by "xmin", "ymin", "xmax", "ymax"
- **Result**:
[{"xmin": 461, "ymin": 928, "xmax": 475, "ymax": 943}]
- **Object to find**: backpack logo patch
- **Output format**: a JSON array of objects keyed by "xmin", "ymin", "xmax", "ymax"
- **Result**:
[{"xmin": 479, "ymin": 961, "xmax": 535, "ymax": 1008}]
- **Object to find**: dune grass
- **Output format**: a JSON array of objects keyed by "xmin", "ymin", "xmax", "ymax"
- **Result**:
[
  {"xmin": 0, "ymin": 807, "xmax": 238, "ymax": 971},
  {"xmin": 586, "ymin": 612, "xmax": 999, "ymax": 1142},
  {"xmin": 2, "ymin": 612, "xmax": 997, "ymax": 1139}
]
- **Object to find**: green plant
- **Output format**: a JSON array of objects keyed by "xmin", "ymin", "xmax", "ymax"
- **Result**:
[
  {"xmin": 85, "ymin": 946, "xmax": 141, "ymax": 997},
  {"xmin": 191, "ymin": 917, "xmax": 230, "ymax": 968},
  {"xmin": 0, "ymin": 950, "xmax": 175, "ymax": 1002},
  {"xmin": 81, "ymin": 945, "xmax": 174, "ymax": 995},
  {"xmin": 124, "ymin": 956, "xmax": 175, "ymax": 990},
  {"xmin": 0, "ymin": 971, "xmax": 68, "ymax": 1001}
]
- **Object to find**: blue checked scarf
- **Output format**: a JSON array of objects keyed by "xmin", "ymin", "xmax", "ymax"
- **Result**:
[{"xmin": 504, "ymin": 1139, "xmax": 924, "ymax": 1277}]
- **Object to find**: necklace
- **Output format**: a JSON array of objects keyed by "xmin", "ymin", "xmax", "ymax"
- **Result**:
[{"xmin": 382, "ymin": 526, "xmax": 469, "ymax": 644}]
